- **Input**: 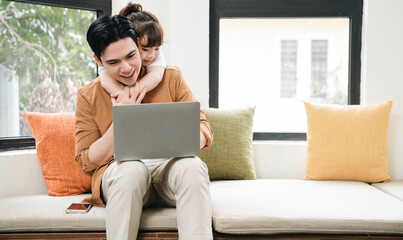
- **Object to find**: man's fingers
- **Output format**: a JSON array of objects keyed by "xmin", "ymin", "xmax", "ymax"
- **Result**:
[
  {"xmin": 116, "ymin": 93, "xmax": 124, "ymax": 103},
  {"xmin": 130, "ymin": 82, "xmax": 142, "ymax": 99},
  {"xmin": 111, "ymin": 97, "xmax": 117, "ymax": 106},
  {"xmin": 124, "ymin": 86, "xmax": 130, "ymax": 98},
  {"xmin": 129, "ymin": 87, "xmax": 136, "ymax": 100},
  {"xmin": 136, "ymin": 88, "xmax": 147, "ymax": 104},
  {"xmin": 110, "ymin": 91, "xmax": 124, "ymax": 103},
  {"xmin": 137, "ymin": 82, "xmax": 144, "ymax": 93}
]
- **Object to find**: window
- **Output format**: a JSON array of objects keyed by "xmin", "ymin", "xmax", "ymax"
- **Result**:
[
  {"xmin": 210, "ymin": 0, "xmax": 363, "ymax": 140},
  {"xmin": 0, "ymin": 0, "xmax": 111, "ymax": 150},
  {"xmin": 281, "ymin": 40, "xmax": 298, "ymax": 98},
  {"xmin": 311, "ymin": 40, "xmax": 329, "ymax": 99}
]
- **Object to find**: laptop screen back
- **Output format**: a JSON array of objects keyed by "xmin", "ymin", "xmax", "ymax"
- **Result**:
[{"xmin": 113, "ymin": 102, "xmax": 200, "ymax": 161}]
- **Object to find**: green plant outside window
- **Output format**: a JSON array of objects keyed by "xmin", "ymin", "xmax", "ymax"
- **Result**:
[{"xmin": 0, "ymin": 0, "xmax": 97, "ymax": 137}]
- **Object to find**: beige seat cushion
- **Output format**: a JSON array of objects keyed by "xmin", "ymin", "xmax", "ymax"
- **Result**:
[
  {"xmin": 372, "ymin": 180, "xmax": 403, "ymax": 201},
  {"xmin": 210, "ymin": 179, "xmax": 403, "ymax": 235},
  {"xmin": 0, "ymin": 194, "xmax": 177, "ymax": 232}
]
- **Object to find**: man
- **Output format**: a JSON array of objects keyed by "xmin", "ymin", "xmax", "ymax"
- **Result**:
[{"xmin": 75, "ymin": 15, "xmax": 214, "ymax": 240}]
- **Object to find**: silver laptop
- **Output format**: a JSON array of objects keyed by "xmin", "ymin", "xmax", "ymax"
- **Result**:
[{"xmin": 112, "ymin": 102, "xmax": 200, "ymax": 161}]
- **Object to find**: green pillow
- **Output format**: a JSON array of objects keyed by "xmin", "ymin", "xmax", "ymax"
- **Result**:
[{"xmin": 200, "ymin": 107, "xmax": 257, "ymax": 180}]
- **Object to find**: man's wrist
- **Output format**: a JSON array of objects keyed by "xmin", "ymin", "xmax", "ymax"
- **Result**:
[{"xmin": 200, "ymin": 131, "xmax": 207, "ymax": 149}]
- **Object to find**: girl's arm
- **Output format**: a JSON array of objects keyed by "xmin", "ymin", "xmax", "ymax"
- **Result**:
[
  {"xmin": 138, "ymin": 65, "xmax": 164, "ymax": 92},
  {"xmin": 138, "ymin": 52, "xmax": 166, "ymax": 92},
  {"xmin": 99, "ymin": 68, "xmax": 124, "ymax": 95}
]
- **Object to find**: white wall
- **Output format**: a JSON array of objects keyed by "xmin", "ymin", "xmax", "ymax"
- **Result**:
[
  {"xmin": 112, "ymin": 0, "xmax": 403, "ymax": 180},
  {"xmin": 112, "ymin": 0, "xmax": 210, "ymax": 106},
  {"xmin": 362, "ymin": 0, "xmax": 403, "ymax": 179}
]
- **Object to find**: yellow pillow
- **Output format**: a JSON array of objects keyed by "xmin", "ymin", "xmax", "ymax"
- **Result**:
[{"xmin": 304, "ymin": 101, "xmax": 392, "ymax": 183}]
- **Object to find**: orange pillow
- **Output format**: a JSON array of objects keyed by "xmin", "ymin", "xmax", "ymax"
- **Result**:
[{"xmin": 24, "ymin": 110, "xmax": 91, "ymax": 196}]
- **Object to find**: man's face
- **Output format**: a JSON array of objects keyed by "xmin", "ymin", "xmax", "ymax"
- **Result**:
[{"xmin": 98, "ymin": 37, "xmax": 142, "ymax": 86}]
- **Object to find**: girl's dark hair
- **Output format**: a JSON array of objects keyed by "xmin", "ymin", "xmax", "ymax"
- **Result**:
[
  {"xmin": 119, "ymin": 3, "xmax": 164, "ymax": 47},
  {"xmin": 87, "ymin": 15, "xmax": 138, "ymax": 61}
]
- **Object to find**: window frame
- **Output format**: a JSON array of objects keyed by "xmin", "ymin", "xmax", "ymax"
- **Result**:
[
  {"xmin": 0, "ymin": 0, "xmax": 111, "ymax": 151},
  {"xmin": 209, "ymin": 0, "xmax": 363, "ymax": 141}
]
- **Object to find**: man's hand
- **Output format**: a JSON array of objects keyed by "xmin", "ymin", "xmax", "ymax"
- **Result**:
[
  {"xmin": 110, "ymin": 89, "xmax": 125, "ymax": 104},
  {"xmin": 200, "ymin": 131, "xmax": 207, "ymax": 149},
  {"xmin": 111, "ymin": 82, "xmax": 146, "ymax": 106}
]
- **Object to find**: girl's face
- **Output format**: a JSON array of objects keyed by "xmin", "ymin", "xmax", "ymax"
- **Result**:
[{"xmin": 139, "ymin": 35, "xmax": 160, "ymax": 67}]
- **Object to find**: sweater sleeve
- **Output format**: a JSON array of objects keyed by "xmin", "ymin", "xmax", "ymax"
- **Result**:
[
  {"xmin": 171, "ymin": 69, "xmax": 214, "ymax": 149},
  {"xmin": 75, "ymin": 89, "xmax": 101, "ymax": 176}
]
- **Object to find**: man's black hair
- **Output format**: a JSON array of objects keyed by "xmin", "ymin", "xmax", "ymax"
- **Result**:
[{"xmin": 87, "ymin": 15, "xmax": 138, "ymax": 61}]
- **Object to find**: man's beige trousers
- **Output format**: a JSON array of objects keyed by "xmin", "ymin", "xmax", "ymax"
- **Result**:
[{"xmin": 101, "ymin": 157, "xmax": 213, "ymax": 240}]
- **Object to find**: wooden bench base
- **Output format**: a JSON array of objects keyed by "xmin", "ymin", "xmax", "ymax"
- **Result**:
[{"xmin": 1, "ymin": 232, "xmax": 403, "ymax": 240}]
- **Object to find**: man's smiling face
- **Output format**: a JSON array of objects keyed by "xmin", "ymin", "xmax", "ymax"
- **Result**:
[{"xmin": 98, "ymin": 37, "xmax": 142, "ymax": 87}]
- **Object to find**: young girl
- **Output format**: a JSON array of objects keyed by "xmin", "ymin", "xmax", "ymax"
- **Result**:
[{"xmin": 100, "ymin": 3, "xmax": 165, "ymax": 101}]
